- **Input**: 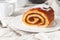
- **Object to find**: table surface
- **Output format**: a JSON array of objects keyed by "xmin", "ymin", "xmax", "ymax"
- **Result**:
[{"xmin": 0, "ymin": 1, "xmax": 60, "ymax": 40}]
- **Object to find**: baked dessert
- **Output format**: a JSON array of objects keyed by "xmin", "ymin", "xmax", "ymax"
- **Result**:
[{"xmin": 22, "ymin": 7, "xmax": 54, "ymax": 27}]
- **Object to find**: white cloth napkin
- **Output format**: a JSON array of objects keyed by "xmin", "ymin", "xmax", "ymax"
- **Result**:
[
  {"xmin": 0, "ymin": 27, "xmax": 60, "ymax": 40},
  {"xmin": 35, "ymin": 31, "xmax": 60, "ymax": 40},
  {"xmin": 45, "ymin": 31, "xmax": 60, "ymax": 40}
]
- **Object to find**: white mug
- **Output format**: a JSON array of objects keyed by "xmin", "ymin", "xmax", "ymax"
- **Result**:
[{"xmin": 0, "ymin": 2, "xmax": 14, "ymax": 17}]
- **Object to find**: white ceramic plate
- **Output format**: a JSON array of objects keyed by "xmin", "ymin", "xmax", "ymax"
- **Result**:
[
  {"xmin": 8, "ymin": 3, "xmax": 60, "ymax": 33},
  {"xmin": 8, "ymin": 15, "xmax": 60, "ymax": 33}
]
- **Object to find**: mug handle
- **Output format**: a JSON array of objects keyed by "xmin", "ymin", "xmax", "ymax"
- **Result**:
[{"xmin": 8, "ymin": 3, "xmax": 15, "ymax": 16}]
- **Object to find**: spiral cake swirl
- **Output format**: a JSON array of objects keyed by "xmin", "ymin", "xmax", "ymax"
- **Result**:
[{"xmin": 22, "ymin": 8, "xmax": 54, "ymax": 27}]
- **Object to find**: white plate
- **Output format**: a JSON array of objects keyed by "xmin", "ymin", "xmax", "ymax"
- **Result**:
[{"xmin": 8, "ymin": 15, "xmax": 60, "ymax": 33}]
